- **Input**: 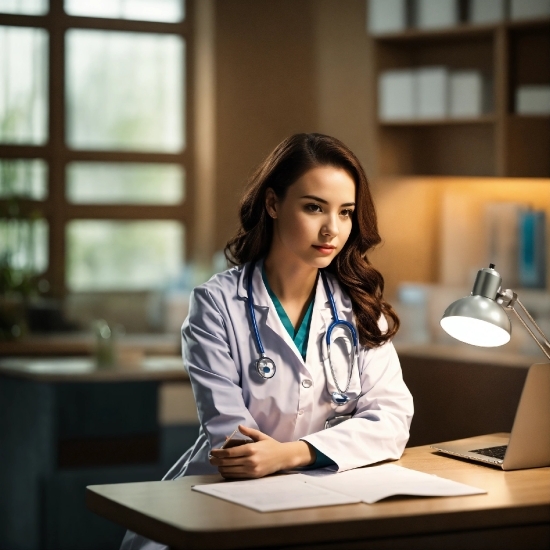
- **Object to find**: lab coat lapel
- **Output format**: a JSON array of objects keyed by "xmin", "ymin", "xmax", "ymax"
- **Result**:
[
  {"xmin": 240, "ymin": 261, "xmax": 304, "ymax": 365},
  {"xmin": 305, "ymin": 274, "xmax": 331, "ymax": 367}
]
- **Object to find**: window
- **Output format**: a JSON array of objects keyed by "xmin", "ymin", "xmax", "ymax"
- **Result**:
[{"xmin": 0, "ymin": 0, "xmax": 190, "ymax": 299}]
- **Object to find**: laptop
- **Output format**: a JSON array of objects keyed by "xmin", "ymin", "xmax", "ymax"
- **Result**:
[{"xmin": 431, "ymin": 363, "xmax": 550, "ymax": 470}]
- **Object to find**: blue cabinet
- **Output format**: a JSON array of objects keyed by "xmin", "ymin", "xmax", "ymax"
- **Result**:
[{"xmin": 0, "ymin": 373, "xmax": 197, "ymax": 550}]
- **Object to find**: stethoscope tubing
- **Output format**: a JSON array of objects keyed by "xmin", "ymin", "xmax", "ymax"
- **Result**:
[
  {"xmin": 320, "ymin": 270, "xmax": 358, "ymax": 349},
  {"xmin": 247, "ymin": 261, "xmax": 360, "ymax": 403},
  {"xmin": 247, "ymin": 263, "xmax": 265, "ymax": 356}
]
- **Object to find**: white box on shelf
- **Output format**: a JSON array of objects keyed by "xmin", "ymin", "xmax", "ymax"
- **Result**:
[
  {"xmin": 415, "ymin": 0, "xmax": 459, "ymax": 29},
  {"xmin": 516, "ymin": 85, "xmax": 550, "ymax": 115},
  {"xmin": 378, "ymin": 69, "xmax": 416, "ymax": 120},
  {"xmin": 469, "ymin": 0, "xmax": 506, "ymax": 24},
  {"xmin": 367, "ymin": 0, "xmax": 407, "ymax": 34},
  {"xmin": 510, "ymin": 0, "xmax": 550, "ymax": 19},
  {"xmin": 449, "ymin": 71, "xmax": 485, "ymax": 117},
  {"xmin": 416, "ymin": 66, "xmax": 449, "ymax": 119}
]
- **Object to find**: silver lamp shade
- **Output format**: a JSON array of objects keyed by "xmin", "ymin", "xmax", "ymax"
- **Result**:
[{"xmin": 440, "ymin": 266, "xmax": 511, "ymax": 347}]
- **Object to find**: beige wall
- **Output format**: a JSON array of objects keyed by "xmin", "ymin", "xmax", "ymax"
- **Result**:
[
  {"xmin": 214, "ymin": 0, "xmax": 318, "ymax": 251},
  {"xmin": 213, "ymin": 0, "xmax": 375, "ymax": 249},
  {"xmin": 370, "ymin": 177, "xmax": 550, "ymax": 297},
  {"xmin": 312, "ymin": 0, "xmax": 375, "ymax": 176},
  {"xmin": 209, "ymin": 1, "xmax": 550, "ymax": 301}
]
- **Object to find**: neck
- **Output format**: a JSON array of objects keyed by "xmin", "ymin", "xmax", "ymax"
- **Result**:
[{"xmin": 263, "ymin": 252, "xmax": 318, "ymax": 304}]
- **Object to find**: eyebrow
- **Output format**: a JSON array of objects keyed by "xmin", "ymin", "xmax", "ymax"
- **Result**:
[{"xmin": 300, "ymin": 195, "xmax": 355, "ymax": 207}]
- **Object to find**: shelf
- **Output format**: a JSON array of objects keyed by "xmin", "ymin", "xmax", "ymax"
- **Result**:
[
  {"xmin": 371, "ymin": 13, "xmax": 550, "ymax": 178},
  {"xmin": 373, "ymin": 18, "xmax": 550, "ymax": 43},
  {"xmin": 507, "ymin": 17, "xmax": 550, "ymax": 31},
  {"xmin": 379, "ymin": 115, "xmax": 496, "ymax": 127},
  {"xmin": 509, "ymin": 113, "xmax": 550, "ymax": 120},
  {"xmin": 374, "ymin": 23, "xmax": 495, "ymax": 43},
  {"xmin": 376, "ymin": 35, "xmax": 493, "ymax": 77},
  {"xmin": 378, "ymin": 124, "xmax": 495, "ymax": 177}
]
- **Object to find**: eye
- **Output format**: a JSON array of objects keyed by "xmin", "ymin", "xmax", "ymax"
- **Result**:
[
  {"xmin": 340, "ymin": 209, "xmax": 354, "ymax": 218},
  {"xmin": 305, "ymin": 203, "xmax": 322, "ymax": 213}
]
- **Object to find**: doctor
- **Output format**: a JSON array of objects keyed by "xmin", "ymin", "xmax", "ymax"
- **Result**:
[{"xmin": 121, "ymin": 133, "xmax": 413, "ymax": 550}]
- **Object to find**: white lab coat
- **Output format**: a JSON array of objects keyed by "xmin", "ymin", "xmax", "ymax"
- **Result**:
[{"xmin": 120, "ymin": 261, "xmax": 413, "ymax": 550}]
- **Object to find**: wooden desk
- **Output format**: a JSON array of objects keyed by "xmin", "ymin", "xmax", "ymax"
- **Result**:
[{"xmin": 86, "ymin": 434, "xmax": 550, "ymax": 550}]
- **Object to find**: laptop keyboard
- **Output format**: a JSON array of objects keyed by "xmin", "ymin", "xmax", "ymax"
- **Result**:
[{"xmin": 469, "ymin": 445, "xmax": 507, "ymax": 461}]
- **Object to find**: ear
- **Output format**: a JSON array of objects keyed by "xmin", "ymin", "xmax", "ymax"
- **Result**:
[{"xmin": 265, "ymin": 188, "xmax": 278, "ymax": 219}]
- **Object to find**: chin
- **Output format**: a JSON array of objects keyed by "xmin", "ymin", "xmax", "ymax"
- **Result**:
[{"xmin": 310, "ymin": 256, "xmax": 335, "ymax": 269}]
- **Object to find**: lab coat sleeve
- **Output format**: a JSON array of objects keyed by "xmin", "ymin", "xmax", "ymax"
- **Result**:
[
  {"xmin": 300, "ymin": 320, "xmax": 414, "ymax": 472},
  {"xmin": 182, "ymin": 286, "xmax": 259, "ymax": 451}
]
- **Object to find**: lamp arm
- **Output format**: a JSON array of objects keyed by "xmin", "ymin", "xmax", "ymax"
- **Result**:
[
  {"xmin": 515, "ymin": 298, "xmax": 550, "ymax": 349},
  {"xmin": 510, "ymin": 302, "xmax": 550, "ymax": 361}
]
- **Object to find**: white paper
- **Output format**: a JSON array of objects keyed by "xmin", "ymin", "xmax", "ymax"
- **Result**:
[
  {"xmin": 193, "ymin": 465, "xmax": 486, "ymax": 512},
  {"xmin": 192, "ymin": 475, "xmax": 360, "ymax": 512},
  {"xmin": 298, "ymin": 464, "xmax": 486, "ymax": 504}
]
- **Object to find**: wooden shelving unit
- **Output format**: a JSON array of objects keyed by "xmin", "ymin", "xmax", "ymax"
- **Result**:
[{"xmin": 372, "ymin": 17, "xmax": 550, "ymax": 178}]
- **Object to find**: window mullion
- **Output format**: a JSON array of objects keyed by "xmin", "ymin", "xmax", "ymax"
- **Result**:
[{"xmin": 47, "ymin": 0, "xmax": 67, "ymax": 297}]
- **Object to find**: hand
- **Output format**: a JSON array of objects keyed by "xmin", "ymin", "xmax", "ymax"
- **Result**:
[{"xmin": 209, "ymin": 425, "xmax": 315, "ymax": 479}]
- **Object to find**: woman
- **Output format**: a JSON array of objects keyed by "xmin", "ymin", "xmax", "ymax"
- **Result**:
[{"xmin": 121, "ymin": 133, "xmax": 413, "ymax": 549}]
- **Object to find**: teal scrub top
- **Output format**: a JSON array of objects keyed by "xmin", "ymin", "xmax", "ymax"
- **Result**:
[
  {"xmin": 261, "ymin": 264, "xmax": 336, "ymax": 470},
  {"xmin": 261, "ymin": 265, "xmax": 314, "ymax": 360}
]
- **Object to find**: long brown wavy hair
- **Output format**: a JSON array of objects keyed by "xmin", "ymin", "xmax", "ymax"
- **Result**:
[{"xmin": 225, "ymin": 133, "xmax": 399, "ymax": 347}]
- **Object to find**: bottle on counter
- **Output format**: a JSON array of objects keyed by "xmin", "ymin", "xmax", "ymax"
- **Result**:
[{"xmin": 93, "ymin": 319, "xmax": 116, "ymax": 369}]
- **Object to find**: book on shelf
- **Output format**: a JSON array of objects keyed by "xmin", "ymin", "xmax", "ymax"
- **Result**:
[
  {"xmin": 485, "ymin": 203, "xmax": 548, "ymax": 290},
  {"xmin": 485, "ymin": 202, "xmax": 524, "ymax": 288},
  {"xmin": 519, "ymin": 210, "xmax": 547, "ymax": 289}
]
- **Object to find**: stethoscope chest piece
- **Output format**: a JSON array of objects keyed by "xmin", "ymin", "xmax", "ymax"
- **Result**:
[
  {"xmin": 256, "ymin": 355, "xmax": 276, "ymax": 379},
  {"xmin": 247, "ymin": 261, "xmax": 359, "ymax": 400},
  {"xmin": 331, "ymin": 391, "xmax": 350, "ymax": 406}
]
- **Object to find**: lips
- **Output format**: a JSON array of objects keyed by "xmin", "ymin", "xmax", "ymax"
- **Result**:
[{"xmin": 313, "ymin": 244, "xmax": 336, "ymax": 253}]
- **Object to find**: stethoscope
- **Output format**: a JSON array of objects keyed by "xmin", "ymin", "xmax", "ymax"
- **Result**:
[{"xmin": 247, "ymin": 262, "xmax": 359, "ymax": 406}]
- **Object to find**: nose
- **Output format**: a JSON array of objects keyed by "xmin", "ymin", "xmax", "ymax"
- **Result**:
[{"xmin": 321, "ymin": 213, "xmax": 339, "ymax": 237}]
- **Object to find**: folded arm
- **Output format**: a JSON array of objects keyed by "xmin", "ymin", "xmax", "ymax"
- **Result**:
[{"xmin": 300, "ymin": 340, "xmax": 414, "ymax": 472}]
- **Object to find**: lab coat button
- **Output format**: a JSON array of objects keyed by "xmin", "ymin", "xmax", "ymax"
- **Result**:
[
  {"xmin": 302, "ymin": 379, "xmax": 312, "ymax": 388},
  {"xmin": 298, "ymin": 409, "xmax": 304, "ymax": 415}
]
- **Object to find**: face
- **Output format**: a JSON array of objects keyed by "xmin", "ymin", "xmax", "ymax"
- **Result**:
[{"xmin": 265, "ymin": 165, "xmax": 356, "ymax": 268}]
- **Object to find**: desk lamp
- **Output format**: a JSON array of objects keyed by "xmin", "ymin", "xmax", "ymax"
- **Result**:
[{"xmin": 440, "ymin": 264, "xmax": 550, "ymax": 360}]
